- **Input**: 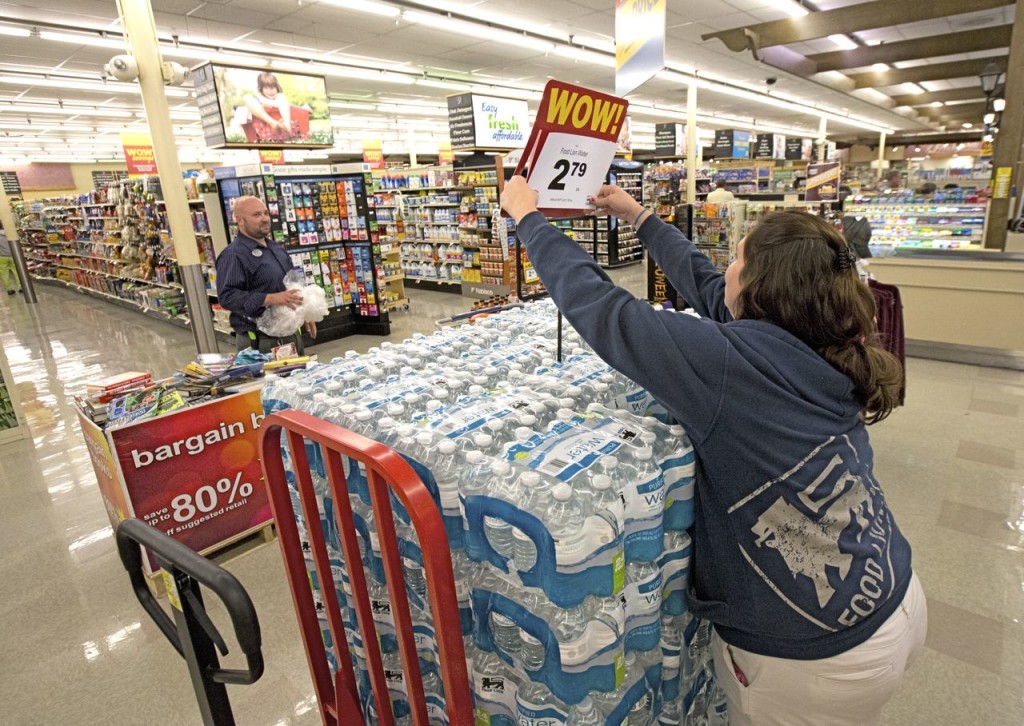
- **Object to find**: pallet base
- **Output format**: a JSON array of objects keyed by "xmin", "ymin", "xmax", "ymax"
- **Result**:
[{"xmin": 144, "ymin": 522, "xmax": 277, "ymax": 599}]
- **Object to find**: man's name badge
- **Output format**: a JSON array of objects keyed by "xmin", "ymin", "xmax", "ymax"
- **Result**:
[{"xmin": 252, "ymin": 249, "xmax": 263, "ymax": 257}]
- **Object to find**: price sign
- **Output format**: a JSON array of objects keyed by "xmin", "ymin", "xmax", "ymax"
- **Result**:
[
  {"xmin": 514, "ymin": 81, "xmax": 629, "ymax": 218},
  {"xmin": 109, "ymin": 390, "xmax": 272, "ymax": 575}
]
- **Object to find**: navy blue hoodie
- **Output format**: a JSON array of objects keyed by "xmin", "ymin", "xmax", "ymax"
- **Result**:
[{"xmin": 517, "ymin": 211, "xmax": 912, "ymax": 660}]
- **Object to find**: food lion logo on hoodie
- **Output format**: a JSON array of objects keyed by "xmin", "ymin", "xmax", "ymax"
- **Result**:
[{"xmin": 730, "ymin": 431, "xmax": 897, "ymax": 631}]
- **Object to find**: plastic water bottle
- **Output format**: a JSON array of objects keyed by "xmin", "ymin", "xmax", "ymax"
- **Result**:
[
  {"xmin": 707, "ymin": 684, "xmax": 728, "ymax": 725},
  {"xmin": 581, "ymin": 473, "xmax": 626, "ymax": 535},
  {"xmin": 566, "ymin": 696, "xmax": 604, "ymax": 725},
  {"xmin": 484, "ymin": 460, "xmax": 517, "ymax": 557},
  {"xmin": 591, "ymin": 651, "xmax": 646, "ymax": 721},
  {"xmin": 625, "ymin": 560, "xmax": 663, "ymax": 653},
  {"xmin": 549, "ymin": 482, "xmax": 585, "ymax": 554},
  {"xmin": 433, "ymin": 439, "xmax": 463, "ymax": 547},
  {"xmin": 512, "ymin": 471, "xmax": 544, "ymax": 572},
  {"xmin": 516, "ymin": 678, "xmax": 569, "ymax": 726},
  {"xmin": 471, "ymin": 648, "xmax": 519, "ymax": 723},
  {"xmin": 622, "ymin": 446, "xmax": 666, "ymax": 560},
  {"xmin": 421, "ymin": 667, "xmax": 447, "ymax": 725}
]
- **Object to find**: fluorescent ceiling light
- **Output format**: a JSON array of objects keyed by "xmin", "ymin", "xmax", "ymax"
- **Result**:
[
  {"xmin": 871, "ymin": 63, "xmax": 889, "ymax": 73},
  {"xmin": 553, "ymin": 46, "xmax": 616, "ymax": 68},
  {"xmin": 320, "ymin": 0, "xmax": 401, "ymax": 16},
  {"xmin": 828, "ymin": 35, "xmax": 858, "ymax": 51},
  {"xmin": 930, "ymin": 101, "xmax": 944, "ymax": 108},
  {"xmin": 376, "ymin": 103, "xmax": 448, "ymax": 116},
  {"xmin": 415, "ymin": 78, "xmax": 466, "ymax": 91},
  {"xmin": 776, "ymin": 0, "xmax": 810, "ymax": 18},
  {"xmin": 328, "ymin": 101, "xmax": 377, "ymax": 110},
  {"xmin": 962, "ymin": 122, "xmax": 973, "ymax": 129},
  {"xmin": 0, "ymin": 75, "xmax": 189, "ymax": 98},
  {"xmin": 0, "ymin": 104, "xmax": 134, "ymax": 118},
  {"xmin": 39, "ymin": 31, "xmax": 127, "ymax": 50},
  {"xmin": 0, "ymin": 26, "xmax": 30, "ymax": 38},
  {"xmin": 468, "ymin": 84, "xmax": 542, "ymax": 101},
  {"xmin": 403, "ymin": 11, "xmax": 557, "ymax": 54}
]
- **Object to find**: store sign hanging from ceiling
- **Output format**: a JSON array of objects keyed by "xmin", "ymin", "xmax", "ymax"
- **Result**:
[
  {"xmin": 446, "ymin": 92, "xmax": 529, "ymax": 150},
  {"xmin": 120, "ymin": 132, "xmax": 157, "ymax": 177},
  {"xmin": 615, "ymin": 0, "xmax": 666, "ymax": 97}
]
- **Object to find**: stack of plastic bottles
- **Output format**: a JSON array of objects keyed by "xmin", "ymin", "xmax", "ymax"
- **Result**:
[{"xmin": 262, "ymin": 300, "xmax": 728, "ymax": 725}]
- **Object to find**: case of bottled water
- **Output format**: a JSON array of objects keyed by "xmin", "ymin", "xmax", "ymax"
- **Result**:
[{"xmin": 261, "ymin": 299, "xmax": 721, "ymax": 725}]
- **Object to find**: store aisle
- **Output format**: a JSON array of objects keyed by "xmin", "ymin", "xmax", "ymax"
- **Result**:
[{"xmin": 1, "ymin": 279, "xmax": 1021, "ymax": 725}]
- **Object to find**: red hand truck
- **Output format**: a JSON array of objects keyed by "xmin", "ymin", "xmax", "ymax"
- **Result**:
[{"xmin": 259, "ymin": 409, "xmax": 473, "ymax": 726}]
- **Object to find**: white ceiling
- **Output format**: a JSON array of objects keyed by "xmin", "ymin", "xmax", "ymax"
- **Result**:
[{"xmin": 0, "ymin": 0, "xmax": 1005, "ymax": 165}]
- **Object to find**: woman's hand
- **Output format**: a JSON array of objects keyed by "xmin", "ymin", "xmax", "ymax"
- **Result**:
[
  {"xmin": 591, "ymin": 184, "xmax": 644, "ymax": 220},
  {"xmin": 501, "ymin": 175, "xmax": 540, "ymax": 223}
]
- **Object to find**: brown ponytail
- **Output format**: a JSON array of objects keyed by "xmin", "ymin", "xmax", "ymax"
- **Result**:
[{"xmin": 734, "ymin": 211, "xmax": 904, "ymax": 424}]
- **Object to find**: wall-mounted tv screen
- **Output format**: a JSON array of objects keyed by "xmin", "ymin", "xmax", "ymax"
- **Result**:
[{"xmin": 193, "ymin": 62, "xmax": 333, "ymax": 149}]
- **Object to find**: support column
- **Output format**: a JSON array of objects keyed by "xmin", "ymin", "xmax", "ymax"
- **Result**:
[
  {"xmin": 877, "ymin": 131, "xmax": 887, "ymax": 184},
  {"xmin": 817, "ymin": 116, "xmax": 828, "ymax": 162},
  {"xmin": 406, "ymin": 128, "xmax": 418, "ymax": 167},
  {"xmin": 686, "ymin": 83, "xmax": 698, "ymax": 203},
  {"xmin": 116, "ymin": 0, "xmax": 218, "ymax": 353},
  {"xmin": 983, "ymin": 0, "xmax": 1024, "ymax": 249}
]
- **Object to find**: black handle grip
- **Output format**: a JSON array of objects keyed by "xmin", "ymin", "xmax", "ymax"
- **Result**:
[{"xmin": 116, "ymin": 519, "xmax": 264, "ymax": 684}]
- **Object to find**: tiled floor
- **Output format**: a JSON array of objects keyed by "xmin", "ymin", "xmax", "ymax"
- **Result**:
[{"xmin": 1, "ymin": 273, "xmax": 1022, "ymax": 725}]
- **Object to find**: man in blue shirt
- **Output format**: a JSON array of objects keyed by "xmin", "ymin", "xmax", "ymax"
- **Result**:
[{"xmin": 216, "ymin": 196, "xmax": 316, "ymax": 353}]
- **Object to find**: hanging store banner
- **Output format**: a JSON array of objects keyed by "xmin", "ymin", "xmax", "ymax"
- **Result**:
[
  {"xmin": 805, "ymin": 161, "xmax": 841, "ymax": 202},
  {"xmin": 438, "ymin": 140, "xmax": 454, "ymax": 165},
  {"xmin": 362, "ymin": 139, "xmax": 385, "ymax": 170},
  {"xmin": 655, "ymin": 123, "xmax": 686, "ymax": 156},
  {"xmin": 513, "ymin": 80, "xmax": 629, "ymax": 218},
  {"xmin": 615, "ymin": 0, "xmax": 666, "ymax": 97},
  {"xmin": 120, "ymin": 132, "xmax": 157, "ymax": 177},
  {"xmin": 108, "ymin": 390, "xmax": 273, "ymax": 575},
  {"xmin": 446, "ymin": 92, "xmax": 529, "ymax": 150},
  {"xmin": 259, "ymin": 149, "xmax": 285, "ymax": 165}
]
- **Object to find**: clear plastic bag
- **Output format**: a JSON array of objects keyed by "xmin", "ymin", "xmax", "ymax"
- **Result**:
[{"xmin": 256, "ymin": 269, "xmax": 330, "ymax": 338}]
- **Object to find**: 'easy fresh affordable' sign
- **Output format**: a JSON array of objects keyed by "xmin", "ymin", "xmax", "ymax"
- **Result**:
[{"xmin": 447, "ymin": 92, "xmax": 529, "ymax": 150}]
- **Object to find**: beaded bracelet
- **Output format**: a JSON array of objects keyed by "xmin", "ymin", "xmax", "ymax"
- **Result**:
[{"xmin": 632, "ymin": 208, "xmax": 647, "ymax": 228}]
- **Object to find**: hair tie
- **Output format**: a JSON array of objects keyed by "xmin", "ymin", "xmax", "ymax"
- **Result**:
[{"xmin": 834, "ymin": 247, "xmax": 856, "ymax": 271}]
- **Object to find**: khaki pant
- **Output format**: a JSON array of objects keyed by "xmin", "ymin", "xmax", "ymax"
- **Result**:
[
  {"xmin": 0, "ymin": 256, "xmax": 19, "ymax": 292},
  {"xmin": 713, "ymin": 572, "xmax": 927, "ymax": 726}
]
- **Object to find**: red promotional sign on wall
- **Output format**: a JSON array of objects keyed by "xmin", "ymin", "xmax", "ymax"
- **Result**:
[
  {"xmin": 363, "ymin": 139, "xmax": 384, "ymax": 169},
  {"xmin": 259, "ymin": 149, "xmax": 285, "ymax": 165},
  {"xmin": 109, "ymin": 390, "xmax": 272, "ymax": 574},
  {"xmin": 120, "ymin": 132, "xmax": 158, "ymax": 177},
  {"xmin": 514, "ymin": 80, "xmax": 629, "ymax": 218}
]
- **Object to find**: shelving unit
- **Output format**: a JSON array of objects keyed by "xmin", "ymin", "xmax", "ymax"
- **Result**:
[
  {"xmin": 13, "ymin": 182, "xmax": 235, "ymax": 342},
  {"xmin": 568, "ymin": 160, "xmax": 645, "ymax": 268},
  {"xmin": 455, "ymin": 166, "xmax": 512, "ymax": 298},
  {"xmin": 648, "ymin": 162, "xmax": 712, "ymax": 226},
  {"xmin": 707, "ymin": 160, "xmax": 774, "ymax": 195},
  {"xmin": 212, "ymin": 163, "xmax": 392, "ymax": 340},
  {"xmin": 0, "ymin": 340, "xmax": 28, "ymax": 444},
  {"xmin": 842, "ymin": 197, "xmax": 989, "ymax": 253}
]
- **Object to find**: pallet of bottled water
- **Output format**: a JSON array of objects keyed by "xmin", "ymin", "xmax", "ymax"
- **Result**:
[{"xmin": 262, "ymin": 300, "xmax": 727, "ymax": 725}]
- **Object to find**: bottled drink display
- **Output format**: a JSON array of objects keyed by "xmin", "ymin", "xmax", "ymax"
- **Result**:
[{"xmin": 262, "ymin": 299, "xmax": 718, "ymax": 725}]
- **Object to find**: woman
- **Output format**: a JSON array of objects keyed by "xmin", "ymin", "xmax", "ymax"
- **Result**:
[{"xmin": 500, "ymin": 176, "xmax": 926, "ymax": 726}]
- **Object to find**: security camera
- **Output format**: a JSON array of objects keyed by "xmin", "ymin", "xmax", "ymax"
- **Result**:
[
  {"xmin": 162, "ymin": 61, "xmax": 191, "ymax": 86},
  {"xmin": 105, "ymin": 54, "xmax": 139, "ymax": 82},
  {"xmin": 765, "ymin": 77, "xmax": 778, "ymax": 86}
]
